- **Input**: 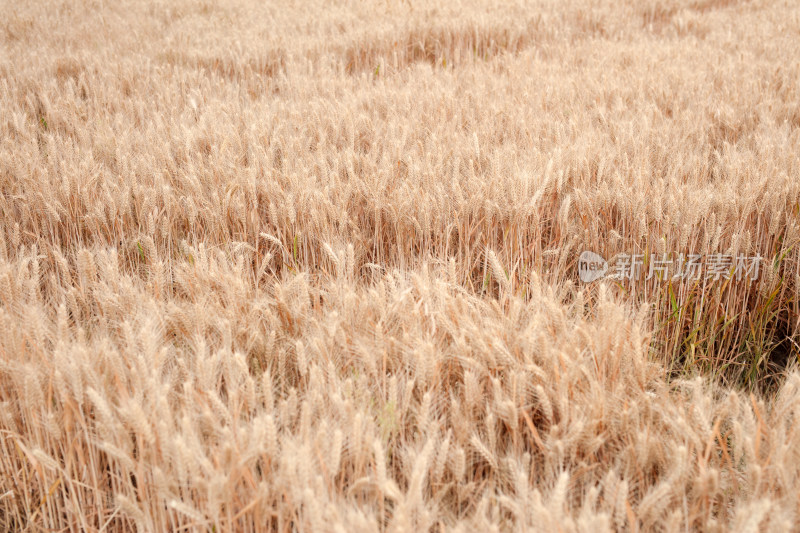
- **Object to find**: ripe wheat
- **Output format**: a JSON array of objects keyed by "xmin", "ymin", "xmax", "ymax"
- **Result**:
[{"xmin": 1, "ymin": 0, "xmax": 800, "ymax": 531}]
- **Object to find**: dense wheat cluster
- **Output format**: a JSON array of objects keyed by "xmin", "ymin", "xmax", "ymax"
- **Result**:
[{"xmin": 2, "ymin": 0, "xmax": 800, "ymax": 530}]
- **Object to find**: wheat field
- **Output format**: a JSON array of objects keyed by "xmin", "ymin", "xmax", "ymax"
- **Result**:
[{"xmin": 2, "ymin": 0, "xmax": 800, "ymax": 531}]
